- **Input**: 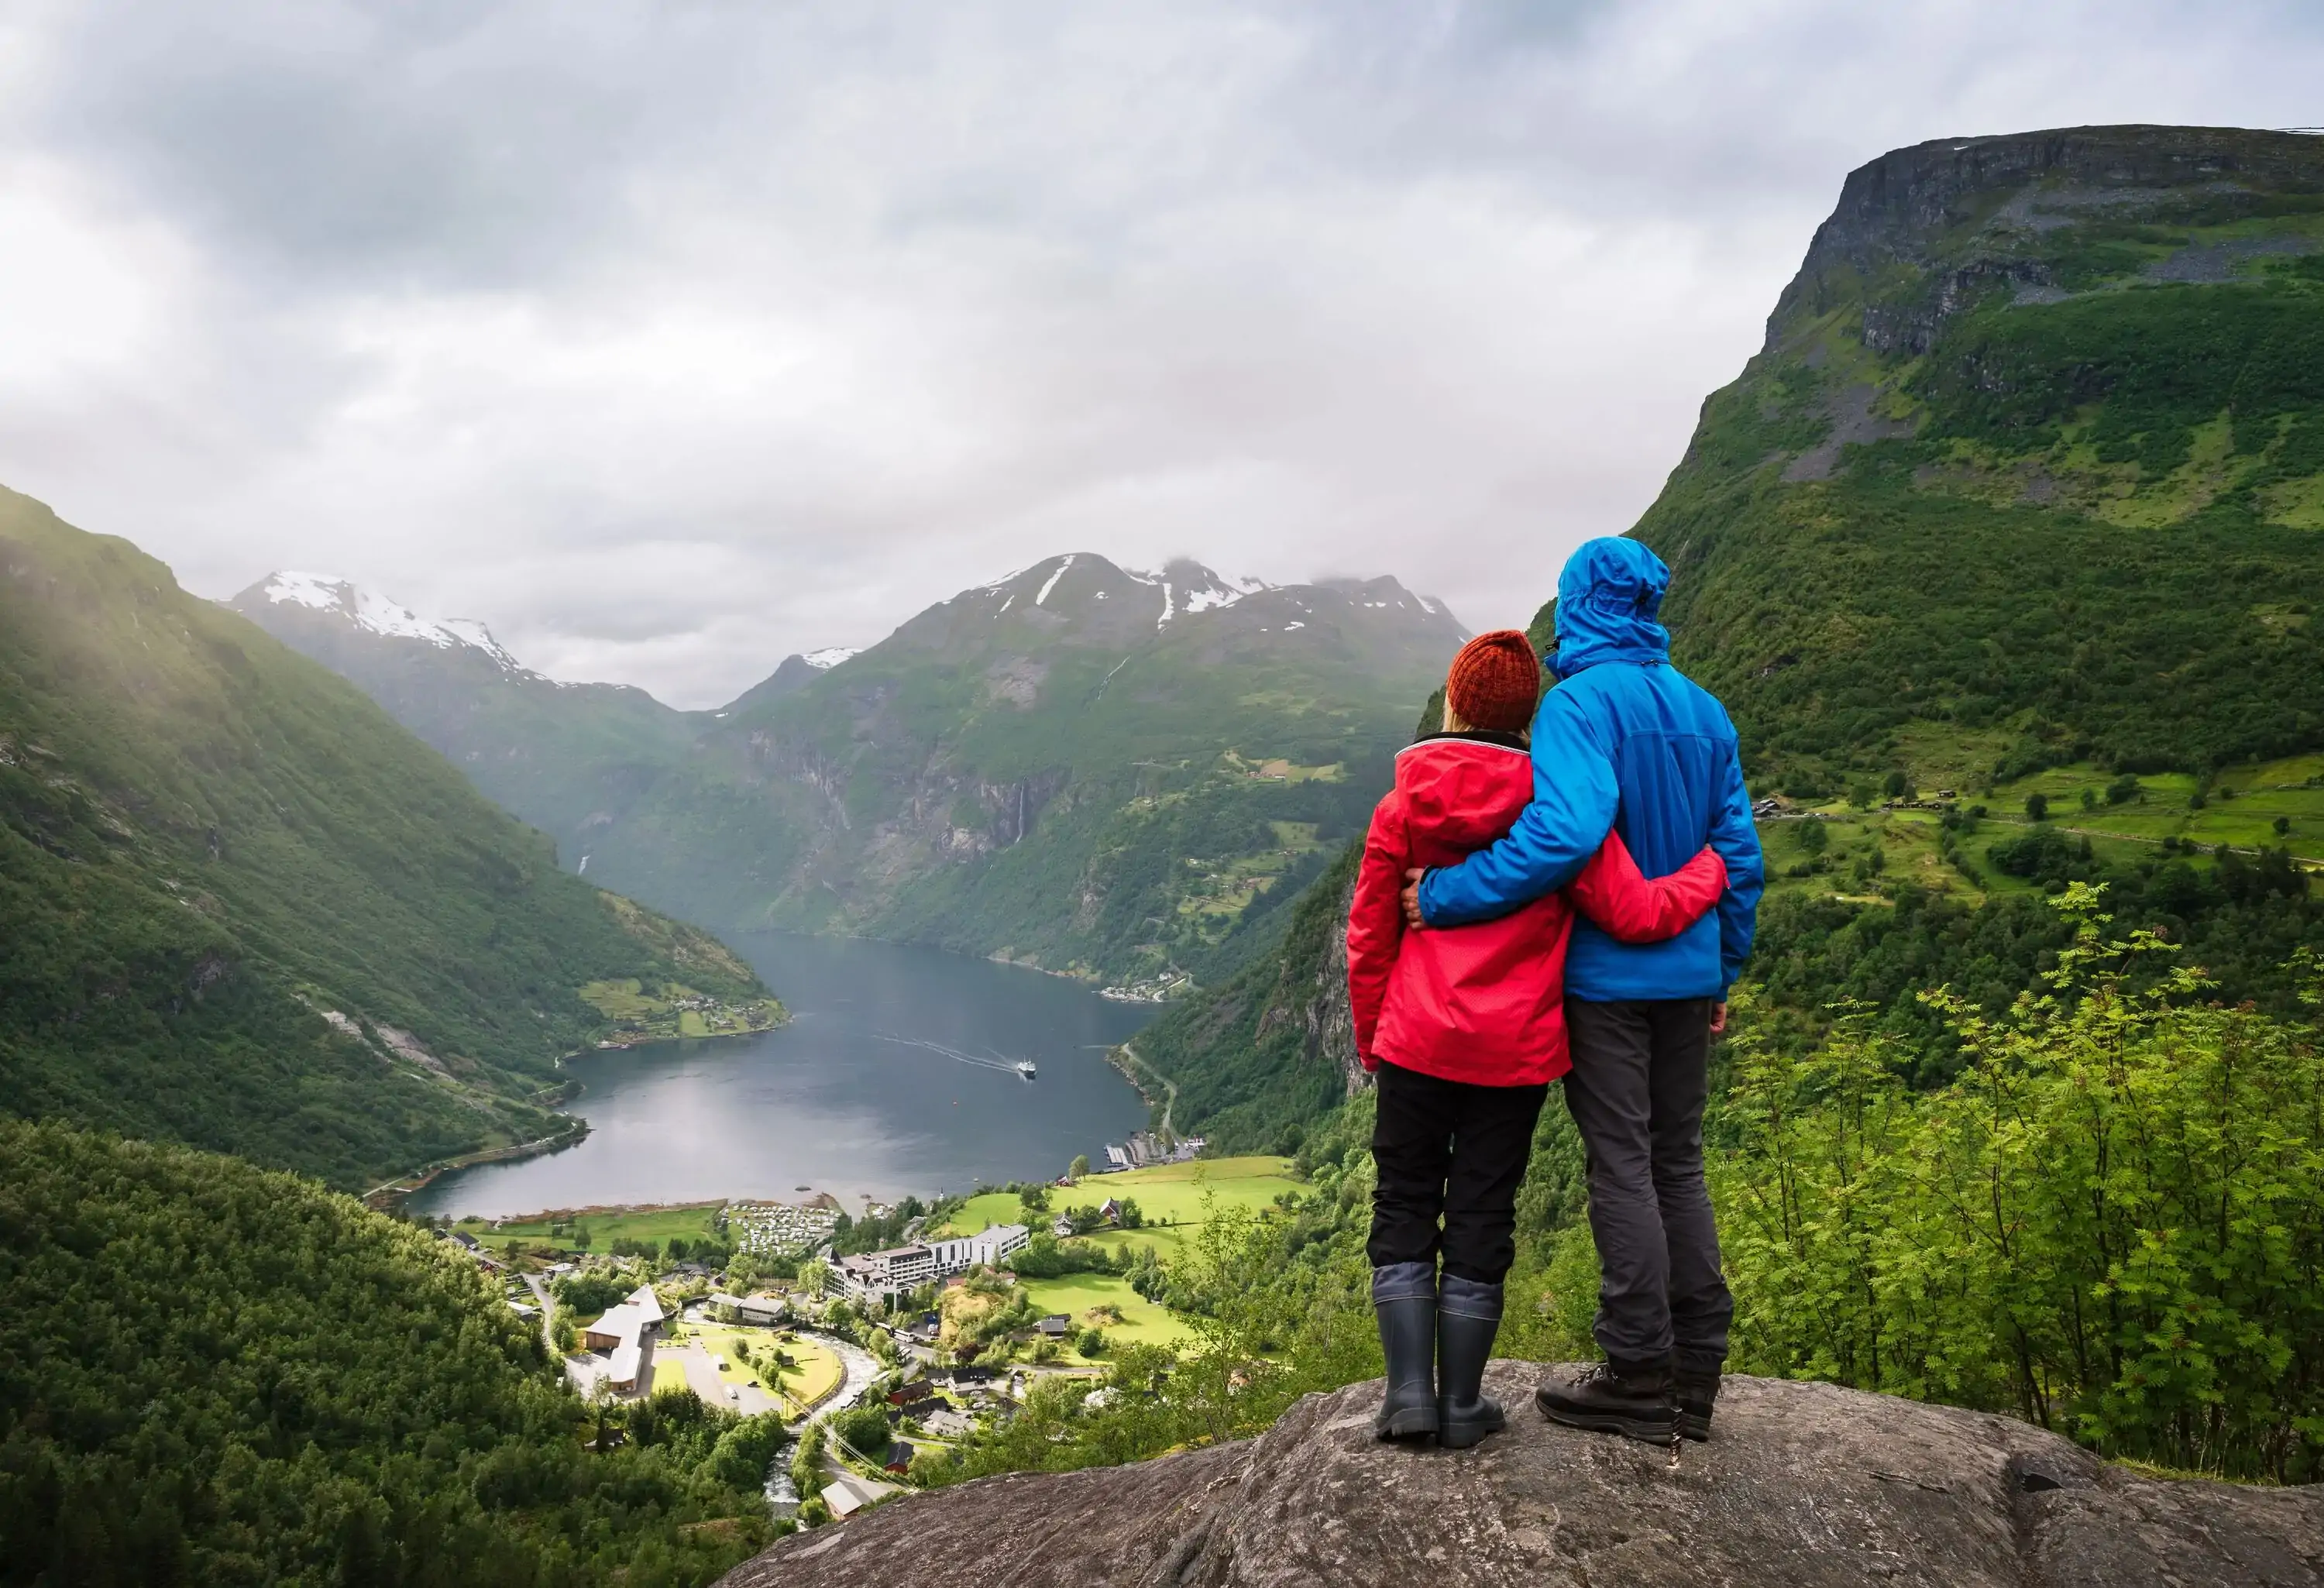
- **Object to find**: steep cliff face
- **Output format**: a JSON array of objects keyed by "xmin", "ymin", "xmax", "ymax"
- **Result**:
[
  {"xmin": 719, "ymin": 1368, "xmax": 2324, "ymax": 1586},
  {"xmin": 1768, "ymin": 123, "xmax": 2324, "ymax": 352}
]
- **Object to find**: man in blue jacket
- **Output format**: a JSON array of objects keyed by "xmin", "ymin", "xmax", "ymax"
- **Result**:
[{"xmin": 1401, "ymin": 536, "xmax": 1763, "ymax": 1445}]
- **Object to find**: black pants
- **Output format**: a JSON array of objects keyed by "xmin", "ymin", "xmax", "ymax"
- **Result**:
[
  {"xmin": 1563, "ymin": 997, "xmax": 1733, "ymax": 1374},
  {"xmin": 1367, "ymin": 1060, "xmax": 1548, "ymax": 1284}
]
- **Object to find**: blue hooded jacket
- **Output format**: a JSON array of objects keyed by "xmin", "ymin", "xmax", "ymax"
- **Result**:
[{"xmin": 1418, "ymin": 538, "xmax": 1764, "ymax": 1000}]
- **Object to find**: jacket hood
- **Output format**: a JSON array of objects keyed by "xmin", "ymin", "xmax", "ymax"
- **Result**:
[
  {"xmin": 1394, "ymin": 734, "xmax": 1533, "ymax": 852},
  {"xmin": 1552, "ymin": 537, "xmax": 1671, "ymax": 679}
]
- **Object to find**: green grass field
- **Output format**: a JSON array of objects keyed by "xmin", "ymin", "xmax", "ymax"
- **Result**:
[
  {"xmin": 927, "ymin": 1156, "xmax": 1301, "ymax": 1241},
  {"xmin": 452, "ymin": 1202, "xmax": 727, "ymax": 1256},
  {"xmin": 665, "ymin": 1324, "xmax": 844, "ymax": 1409},
  {"xmin": 1017, "ymin": 1272, "xmax": 1192, "ymax": 1349},
  {"xmin": 1754, "ymin": 749, "xmax": 2324, "ymax": 916}
]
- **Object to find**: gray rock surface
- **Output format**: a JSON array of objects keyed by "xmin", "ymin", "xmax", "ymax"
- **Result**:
[{"xmin": 718, "ymin": 1363, "xmax": 2324, "ymax": 1587}]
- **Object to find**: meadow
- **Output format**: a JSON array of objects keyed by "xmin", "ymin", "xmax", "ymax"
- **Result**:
[
  {"xmin": 453, "ymin": 1201, "xmax": 728, "ymax": 1256},
  {"xmin": 930, "ymin": 1155, "xmax": 1300, "ymax": 1245},
  {"xmin": 1016, "ymin": 1273, "xmax": 1192, "ymax": 1349}
]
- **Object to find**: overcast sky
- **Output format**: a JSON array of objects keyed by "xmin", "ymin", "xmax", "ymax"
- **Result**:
[{"xmin": 2, "ymin": 2, "xmax": 2319, "ymax": 706}]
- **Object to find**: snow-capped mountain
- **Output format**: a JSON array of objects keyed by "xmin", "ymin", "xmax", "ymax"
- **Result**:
[
  {"xmin": 235, "ymin": 548, "xmax": 1468, "ymax": 990},
  {"xmin": 249, "ymin": 571, "xmax": 526, "ymax": 672}
]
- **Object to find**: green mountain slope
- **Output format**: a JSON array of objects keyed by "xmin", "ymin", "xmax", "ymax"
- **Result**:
[
  {"xmin": 0, "ymin": 1119, "xmax": 780, "ymax": 1585},
  {"xmin": 1652, "ymin": 123, "xmax": 2324, "ymax": 794},
  {"xmin": 242, "ymin": 555, "xmax": 1468, "ymax": 989},
  {"xmin": 225, "ymin": 572, "xmax": 708, "ymax": 868},
  {"xmin": 1152, "ymin": 124, "xmax": 2324, "ymax": 1148},
  {"xmin": 1, "ymin": 489, "xmax": 780, "ymax": 1189}
]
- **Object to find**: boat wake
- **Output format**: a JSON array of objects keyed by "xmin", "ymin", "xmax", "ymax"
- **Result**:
[{"xmin": 878, "ymin": 1034, "xmax": 1034, "ymax": 1078}]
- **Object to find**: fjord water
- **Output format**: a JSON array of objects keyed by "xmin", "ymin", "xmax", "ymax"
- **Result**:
[{"xmin": 407, "ymin": 933, "xmax": 1154, "ymax": 1218}]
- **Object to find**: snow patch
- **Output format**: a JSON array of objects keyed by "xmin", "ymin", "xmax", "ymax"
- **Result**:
[
  {"xmin": 1036, "ymin": 555, "xmax": 1077, "ymax": 606},
  {"xmin": 261, "ymin": 572, "xmax": 517, "ymax": 668},
  {"xmin": 803, "ymin": 648, "xmax": 858, "ymax": 670},
  {"xmin": 1283, "ymin": 621, "xmax": 1305, "ymax": 631},
  {"xmin": 263, "ymin": 570, "xmax": 351, "ymax": 612},
  {"xmin": 437, "ymin": 617, "xmax": 519, "ymax": 669}
]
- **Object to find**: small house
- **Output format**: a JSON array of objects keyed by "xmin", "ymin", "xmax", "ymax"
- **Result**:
[{"xmin": 1037, "ymin": 1314, "xmax": 1072, "ymax": 1339}]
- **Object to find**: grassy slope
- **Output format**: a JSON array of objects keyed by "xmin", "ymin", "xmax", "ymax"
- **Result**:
[
  {"xmin": 0, "ymin": 1119, "xmax": 779, "ymax": 1586},
  {"xmin": 0, "ymin": 488, "xmax": 778, "ymax": 1188}
]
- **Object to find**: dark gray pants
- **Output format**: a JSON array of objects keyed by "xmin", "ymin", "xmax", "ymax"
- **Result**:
[{"xmin": 1563, "ymin": 997, "xmax": 1733, "ymax": 1375}]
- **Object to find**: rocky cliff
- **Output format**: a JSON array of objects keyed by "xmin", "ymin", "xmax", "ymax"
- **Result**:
[{"xmin": 724, "ymin": 1366, "xmax": 2320, "ymax": 1586}]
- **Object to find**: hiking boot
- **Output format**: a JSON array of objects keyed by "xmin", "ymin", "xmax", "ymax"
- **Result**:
[
  {"xmin": 1535, "ymin": 1360, "xmax": 1676, "ymax": 1445},
  {"xmin": 1370, "ymin": 1263, "xmax": 1439, "ymax": 1442},
  {"xmin": 1673, "ymin": 1365, "xmax": 1721, "ymax": 1442},
  {"xmin": 1435, "ymin": 1275, "xmax": 1505, "ymax": 1450}
]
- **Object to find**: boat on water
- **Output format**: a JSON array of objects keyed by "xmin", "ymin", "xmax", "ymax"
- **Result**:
[{"xmin": 1014, "ymin": 1060, "xmax": 1038, "ymax": 1080}]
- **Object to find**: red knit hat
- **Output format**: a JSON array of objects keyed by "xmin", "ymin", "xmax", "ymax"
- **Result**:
[{"xmin": 1445, "ymin": 630, "xmax": 1541, "ymax": 733}]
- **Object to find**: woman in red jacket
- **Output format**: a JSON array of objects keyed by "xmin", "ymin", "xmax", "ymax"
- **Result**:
[{"xmin": 1347, "ymin": 628, "xmax": 1726, "ymax": 1449}]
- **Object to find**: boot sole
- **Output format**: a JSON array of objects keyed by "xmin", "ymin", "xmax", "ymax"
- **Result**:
[
  {"xmin": 1535, "ymin": 1394, "xmax": 1676, "ymax": 1445},
  {"xmin": 1374, "ymin": 1405, "xmax": 1441, "ymax": 1441},
  {"xmin": 1435, "ymin": 1411, "xmax": 1504, "ymax": 1450}
]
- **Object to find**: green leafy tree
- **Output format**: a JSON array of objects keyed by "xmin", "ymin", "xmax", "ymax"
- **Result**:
[{"xmin": 1713, "ymin": 889, "xmax": 2324, "ymax": 1480}]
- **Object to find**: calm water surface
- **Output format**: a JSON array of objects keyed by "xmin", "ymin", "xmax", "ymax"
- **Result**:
[{"xmin": 407, "ymin": 933, "xmax": 1154, "ymax": 1219}]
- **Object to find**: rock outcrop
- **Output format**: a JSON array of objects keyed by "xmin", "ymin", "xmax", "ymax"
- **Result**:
[{"xmin": 720, "ymin": 1366, "xmax": 2322, "ymax": 1587}]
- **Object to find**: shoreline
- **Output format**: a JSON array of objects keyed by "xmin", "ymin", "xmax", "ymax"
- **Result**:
[{"xmin": 364, "ymin": 1121, "xmax": 590, "ymax": 1208}]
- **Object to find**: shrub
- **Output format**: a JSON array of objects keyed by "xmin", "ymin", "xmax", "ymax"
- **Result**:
[{"xmin": 1713, "ymin": 889, "xmax": 2324, "ymax": 1480}]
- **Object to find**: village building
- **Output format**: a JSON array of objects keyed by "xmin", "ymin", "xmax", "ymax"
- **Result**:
[
  {"xmin": 836, "ymin": 1223, "xmax": 1030, "ymax": 1304},
  {"xmin": 580, "ymin": 1284, "xmax": 665, "ymax": 1393},
  {"xmin": 821, "ymin": 1470, "xmax": 899, "ymax": 1521},
  {"xmin": 704, "ymin": 1290, "xmax": 789, "ymax": 1326},
  {"xmin": 1104, "ymin": 1132, "xmax": 1208, "ymax": 1170}
]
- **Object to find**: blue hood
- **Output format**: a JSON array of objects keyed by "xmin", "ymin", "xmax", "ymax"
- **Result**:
[{"xmin": 1552, "ymin": 538, "xmax": 1671, "ymax": 679}]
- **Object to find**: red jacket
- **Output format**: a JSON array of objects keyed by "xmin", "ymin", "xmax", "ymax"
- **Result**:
[{"xmin": 1347, "ymin": 733, "xmax": 1728, "ymax": 1087}]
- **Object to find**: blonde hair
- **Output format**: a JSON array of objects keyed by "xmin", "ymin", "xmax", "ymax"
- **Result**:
[{"xmin": 1441, "ymin": 695, "xmax": 1526, "ymax": 743}]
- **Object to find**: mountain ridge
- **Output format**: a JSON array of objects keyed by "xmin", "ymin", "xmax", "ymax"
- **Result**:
[
  {"xmin": 235, "ymin": 550, "xmax": 1467, "ymax": 987},
  {"xmin": 1, "ymin": 486, "xmax": 782, "ymax": 1189}
]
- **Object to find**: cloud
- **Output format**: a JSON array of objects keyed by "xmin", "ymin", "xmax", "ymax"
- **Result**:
[{"xmin": 1, "ymin": 0, "xmax": 2319, "ymax": 706}]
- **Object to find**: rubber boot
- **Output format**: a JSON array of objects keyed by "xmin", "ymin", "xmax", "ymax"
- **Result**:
[
  {"xmin": 1370, "ymin": 1262, "xmax": 1439, "ymax": 1441},
  {"xmin": 1673, "ymin": 1358, "xmax": 1721, "ymax": 1442},
  {"xmin": 1435, "ymin": 1274, "xmax": 1506, "ymax": 1450},
  {"xmin": 1534, "ymin": 1359, "xmax": 1677, "ymax": 1445}
]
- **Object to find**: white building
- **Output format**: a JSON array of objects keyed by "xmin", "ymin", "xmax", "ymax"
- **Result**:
[
  {"xmin": 579, "ymin": 1284, "xmax": 665, "ymax": 1392},
  {"xmin": 837, "ymin": 1223, "xmax": 1030, "ymax": 1304}
]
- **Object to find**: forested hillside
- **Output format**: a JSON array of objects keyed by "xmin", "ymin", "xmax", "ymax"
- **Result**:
[
  {"xmin": 0, "ymin": 1120, "xmax": 782, "ymax": 1585},
  {"xmin": 1154, "ymin": 124, "xmax": 2324, "ymax": 1152},
  {"xmin": 0, "ymin": 488, "xmax": 780, "ymax": 1189},
  {"xmin": 246, "ymin": 555, "xmax": 1466, "ymax": 990}
]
